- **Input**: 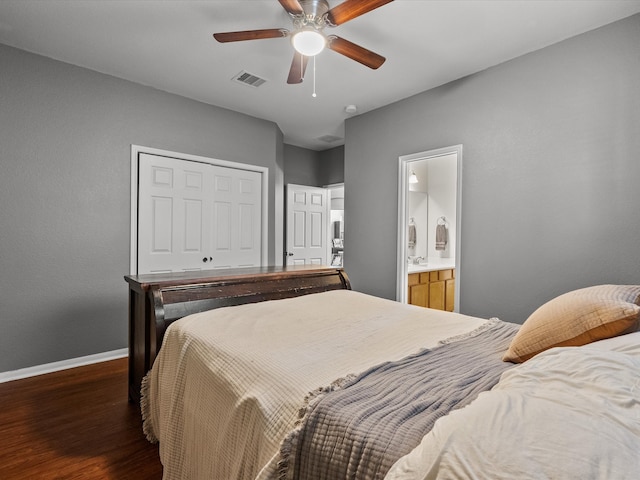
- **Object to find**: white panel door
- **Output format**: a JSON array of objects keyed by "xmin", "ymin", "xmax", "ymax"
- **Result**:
[
  {"xmin": 285, "ymin": 184, "xmax": 329, "ymax": 266},
  {"xmin": 209, "ymin": 165, "xmax": 262, "ymax": 269},
  {"xmin": 138, "ymin": 154, "xmax": 211, "ymax": 274},
  {"xmin": 138, "ymin": 153, "xmax": 262, "ymax": 274}
]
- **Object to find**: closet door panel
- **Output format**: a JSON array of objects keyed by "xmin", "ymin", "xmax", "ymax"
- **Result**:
[
  {"xmin": 138, "ymin": 154, "xmax": 209, "ymax": 273},
  {"xmin": 210, "ymin": 165, "xmax": 262, "ymax": 269}
]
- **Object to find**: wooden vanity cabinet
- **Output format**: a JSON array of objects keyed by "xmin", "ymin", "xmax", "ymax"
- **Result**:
[
  {"xmin": 408, "ymin": 273, "xmax": 429, "ymax": 307},
  {"xmin": 408, "ymin": 268, "xmax": 455, "ymax": 311}
]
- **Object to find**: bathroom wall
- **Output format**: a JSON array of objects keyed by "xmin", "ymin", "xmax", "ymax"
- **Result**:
[{"xmin": 426, "ymin": 154, "xmax": 457, "ymax": 259}]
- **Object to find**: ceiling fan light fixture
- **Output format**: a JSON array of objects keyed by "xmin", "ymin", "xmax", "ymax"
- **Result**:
[{"xmin": 292, "ymin": 29, "xmax": 326, "ymax": 56}]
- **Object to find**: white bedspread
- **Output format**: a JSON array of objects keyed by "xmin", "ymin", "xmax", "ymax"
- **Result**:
[
  {"xmin": 141, "ymin": 289, "xmax": 487, "ymax": 480},
  {"xmin": 385, "ymin": 332, "xmax": 640, "ymax": 480}
]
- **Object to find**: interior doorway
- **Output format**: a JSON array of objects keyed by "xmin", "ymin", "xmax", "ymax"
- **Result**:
[
  {"xmin": 396, "ymin": 145, "xmax": 463, "ymax": 309},
  {"xmin": 284, "ymin": 184, "xmax": 330, "ymax": 266}
]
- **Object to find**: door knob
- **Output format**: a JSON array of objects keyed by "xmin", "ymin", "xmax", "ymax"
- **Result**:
[
  {"xmin": 202, "ymin": 257, "xmax": 208, "ymax": 263},
  {"xmin": 286, "ymin": 252, "xmax": 294, "ymax": 256}
]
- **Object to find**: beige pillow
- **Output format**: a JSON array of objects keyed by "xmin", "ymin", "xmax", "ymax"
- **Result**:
[{"xmin": 503, "ymin": 285, "xmax": 640, "ymax": 363}]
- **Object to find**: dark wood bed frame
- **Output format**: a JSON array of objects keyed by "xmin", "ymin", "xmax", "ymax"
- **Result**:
[{"xmin": 125, "ymin": 265, "xmax": 351, "ymax": 402}]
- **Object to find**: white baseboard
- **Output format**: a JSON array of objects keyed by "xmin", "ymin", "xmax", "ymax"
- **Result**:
[{"xmin": 0, "ymin": 348, "xmax": 128, "ymax": 384}]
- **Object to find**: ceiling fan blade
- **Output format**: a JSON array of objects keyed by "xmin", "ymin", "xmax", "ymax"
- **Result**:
[
  {"xmin": 326, "ymin": 0, "xmax": 394, "ymax": 26},
  {"xmin": 278, "ymin": 0, "xmax": 304, "ymax": 15},
  {"xmin": 213, "ymin": 28, "xmax": 288, "ymax": 43},
  {"xmin": 327, "ymin": 35, "xmax": 385, "ymax": 69},
  {"xmin": 287, "ymin": 51, "xmax": 309, "ymax": 84}
]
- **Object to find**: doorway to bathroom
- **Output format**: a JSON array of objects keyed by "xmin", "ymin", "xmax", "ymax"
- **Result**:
[{"xmin": 397, "ymin": 145, "xmax": 462, "ymax": 310}]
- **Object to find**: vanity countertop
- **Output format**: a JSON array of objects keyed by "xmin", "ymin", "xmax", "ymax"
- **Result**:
[{"xmin": 407, "ymin": 258, "xmax": 456, "ymax": 274}]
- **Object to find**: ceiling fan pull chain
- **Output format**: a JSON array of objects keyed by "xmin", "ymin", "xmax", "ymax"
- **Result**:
[{"xmin": 312, "ymin": 55, "xmax": 317, "ymax": 98}]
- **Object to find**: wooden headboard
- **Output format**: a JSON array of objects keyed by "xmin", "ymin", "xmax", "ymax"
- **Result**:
[{"xmin": 124, "ymin": 265, "xmax": 351, "ymax": 402}]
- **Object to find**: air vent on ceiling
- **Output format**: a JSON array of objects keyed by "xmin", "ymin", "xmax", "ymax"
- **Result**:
[
  {"xmin": 317, "ymin": 134, "xmax": 342, "ymax": 143},
  {"xmin": 232, "ymin": 70, "xmax": 267, "ymax": 88}
]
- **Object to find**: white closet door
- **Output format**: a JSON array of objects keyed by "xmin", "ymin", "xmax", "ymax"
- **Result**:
[
  {"xmin": 209, "ymin": 165, "xmax": 262, "ymax": 269},
  {"xmin": 137, "ymin": 153, "xmax": 262, "ymax": 274},
  {"xmin": 285, "ymin": 184, "xmax": 329, "ymax": 266},
  {"xmin": 138, "ymin": 154, "xmax": 210, "ymax": 273}
]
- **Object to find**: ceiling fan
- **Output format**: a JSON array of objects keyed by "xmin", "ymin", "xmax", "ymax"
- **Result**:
[{"xmin": 213, "ymin": 0, "xmax": 394, "ymax": 84}]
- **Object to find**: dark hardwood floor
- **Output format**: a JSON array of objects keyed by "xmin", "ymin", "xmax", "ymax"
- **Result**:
[{"xmin": 0, "ymin": 358, "xmax": 163, "ymax": 479}]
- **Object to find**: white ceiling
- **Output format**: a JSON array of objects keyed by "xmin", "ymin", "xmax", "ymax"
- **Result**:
[{"xmin": 1, "ymin": 0, "xmax": 639, "ymax": 151}]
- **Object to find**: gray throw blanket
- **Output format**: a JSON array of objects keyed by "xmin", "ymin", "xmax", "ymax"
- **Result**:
[{"xmin": 278, "ymin": 319, "xmax": 518, "ymax": 480}]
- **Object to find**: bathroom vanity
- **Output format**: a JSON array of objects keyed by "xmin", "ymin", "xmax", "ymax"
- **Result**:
[{"xmin": 407, "ymin": 261, "xmax": 455, "ymax": 311}]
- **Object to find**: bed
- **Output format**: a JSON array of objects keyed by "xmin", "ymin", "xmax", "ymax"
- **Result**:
[{"xmin": 126, "ymin": 267, "xmax": 640, "ymax": 479}]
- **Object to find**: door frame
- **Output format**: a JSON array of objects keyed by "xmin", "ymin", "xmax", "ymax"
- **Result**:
[
  {"xmin": 130, "ymin": 145, "xmax": 269, "ymax": 275},
  {"xmin": 396, "ymin": 145, "xmax": 463, "ymax": 309}
]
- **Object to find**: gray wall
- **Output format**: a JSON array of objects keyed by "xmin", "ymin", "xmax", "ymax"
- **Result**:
[
  {"xmin": 345, "ymin": 14, "xmax": 640, "ymax": 324},
  {"xmin": 283, "ymin": 144, "xmax": 345, "ymax": 187},
  {"xmin": 318, "ymin": 146, "xmax": 345, "ymax": 186},
  {"xmin": 0, "ymin": 44, "xmax": 284, "ymax": 372},
  {"xmin": 284, "ymin": 144, "xmax": 322, "ymax": 186}
]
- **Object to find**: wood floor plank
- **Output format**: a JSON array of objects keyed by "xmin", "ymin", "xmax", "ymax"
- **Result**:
[{"xmin": 0, "ymin": 358, "xmax": 162, "ymax": 479}]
